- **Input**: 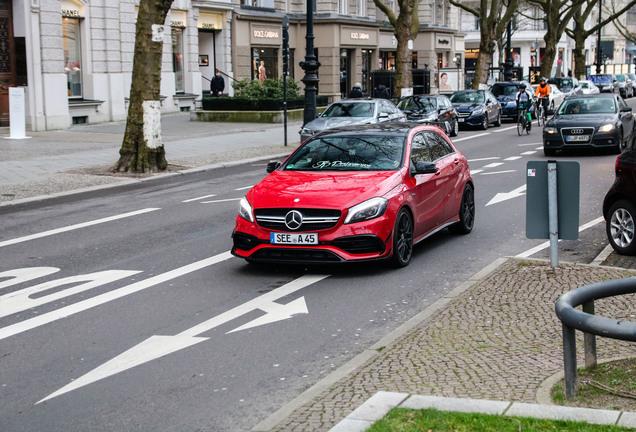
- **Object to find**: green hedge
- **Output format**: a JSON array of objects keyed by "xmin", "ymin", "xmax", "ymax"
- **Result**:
[{"xmin": 202, "ymin": 96, "xmax": 329, "ymax": 111}]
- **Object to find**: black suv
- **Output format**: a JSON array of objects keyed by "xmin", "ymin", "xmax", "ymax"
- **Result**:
[
  {"xmin": 603, "ymin": 139, "xmax": 636, "ymax": 255},
  {"xmin": 489, "ymin": 81, "xmax": 533, "ymax": 121}
]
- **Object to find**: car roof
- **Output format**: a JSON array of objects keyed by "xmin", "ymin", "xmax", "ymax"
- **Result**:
[
  {"xmin": 313, "ymin": 122, "xmax": 432, "ymax": 139},
  {"xmin": 566, "ymin": 93, "xmax": 615, "ymax": 99}
]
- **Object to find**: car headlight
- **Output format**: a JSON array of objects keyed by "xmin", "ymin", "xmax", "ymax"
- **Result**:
[
  {"xmin": 344, "ymin": 197, "xmax": 388, "ymax": 224},
  {"xmin": 544, "ymin": 127, "xmax": 558, "ymax": 134},
  {"xmin": 238, "ymin": 197, "xmax": 254, "ymax": 223},
  {"xmin": 599, "ymin": 123, "xmax": 615, "ymax": 132},
  {"xmin": 472, "ymin": 108, "xmax": 485, "ymax": 116}
]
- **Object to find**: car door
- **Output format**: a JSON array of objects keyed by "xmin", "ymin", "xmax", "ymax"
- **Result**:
[
  {"xmin": 485, "ymin": 91, "xmax": 498, "ymax": 123},
  {"xmin": 408, "ymin": 132, "xmax": 447, "ymax": 237},
  {"xmin": 617, "ymin": 96, "xmax": 635, "ymax": 141}
]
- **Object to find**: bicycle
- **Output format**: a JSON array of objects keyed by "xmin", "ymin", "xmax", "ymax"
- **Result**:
[
  {"xmin": 517, "ymin": 104, "xmax": 531, "ymax": 136},
  {"xmin": 535, "ymin": 97, "xmax": 548, "ymax": 126}
]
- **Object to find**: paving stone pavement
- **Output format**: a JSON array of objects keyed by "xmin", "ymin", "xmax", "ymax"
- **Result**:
[{"xmin": 265, "ymin": 258, "xmax": 636, "ymax": 431}]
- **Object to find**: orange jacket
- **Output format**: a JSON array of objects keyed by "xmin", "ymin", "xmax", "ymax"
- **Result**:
[{"xmin": 535, "ymin": 83, "xmax": 551, "ymax": 98}]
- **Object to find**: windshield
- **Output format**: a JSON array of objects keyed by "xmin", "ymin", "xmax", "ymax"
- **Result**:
[
  {"xmin": 450, "ymin": 92, "xmax": 484, "ymax": 104},
  {"xmin": 322, "ymin": 102, "xmax": 374, "ymax": 118},
  {"xmin": 616, "ymin": 75, "xmax": 626, "ymax": 82},
  {"xmin": 490, "ymin": 85, "xmax": 518, "ymax": 97},
  {"xmin": 558, "ymin": 98, "xmax": 616, "ymax": 115},
  {"xmin": 558, "ymin": 79, "xmax": 574, "ymax": 91},
  {"xmin": 589, "ymin": 75, "xmax": 611, "ymax": 83},
  {"xmin": 283, "ymin": 135, "xmax": 405, "ymax": 171},
  {"xmin": 397, "ymin": 97, "xmax": 436, "ymax": 112}
]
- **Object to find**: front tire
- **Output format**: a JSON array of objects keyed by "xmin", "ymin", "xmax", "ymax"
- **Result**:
[
  {"xmin": 449, "ymin": 184, "xmax": 475, "ymax": 235},
  {"xmin": 481, "ymin": 115, "xmax": 488, "ymax": 130},
  {"xmin": 450, "ymin": 119, "xmax": 459, "ymax": 137},
  {"xmin": 544, "ymin": 146, "xmax": 556, "ymax": 156},
  {"xmin": 389, "ymin": 208, "xmax": 414, "ymax": 267},
  {"xmin": 494, "ymin": 112, "xmax": 501, "ymax": 127},
  {"xmin": 607, "ymin": 200, "xmax": 636, "ymax": 255}
]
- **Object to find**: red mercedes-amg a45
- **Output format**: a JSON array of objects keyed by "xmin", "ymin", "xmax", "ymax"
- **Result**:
[{"xmin": 232, "ymin": 123, "xmax": 474, "ymax": 267}]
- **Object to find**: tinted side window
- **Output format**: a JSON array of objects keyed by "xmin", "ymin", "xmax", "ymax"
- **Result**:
[
  {"xmin": 411, "ymin": 133, "xmax": 432, "ymax": 163},
  {"xmin": 427, "ymin": 131, "xmax": 453, "ymax": 160}
]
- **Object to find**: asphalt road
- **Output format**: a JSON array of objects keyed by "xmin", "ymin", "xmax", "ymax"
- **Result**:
[{"xmin": 0, "ymin": 119, "xmax": 624, "ymax": 431}]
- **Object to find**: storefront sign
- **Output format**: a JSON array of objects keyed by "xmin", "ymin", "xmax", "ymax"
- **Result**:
[
  {"xmin": 198, "ymin": 13, "xmax": 223, "ymax": 30},
  {"xmin": 250, "ymin": 25, "xmax": 281, "ymax": 44},
  {"xmin": 61, "ymin": 0, "xmax": 84, "ymax": 17},
  {"xmin": 341, "ymin": 27, "xmax": 378, "ymax": 46},
  {"xmin": 436, "ymin": 34, "xmax": 452, "ymax": 49},
  {"xmin": 170, "ymin": 10, "xmax": 187, "ymax": 28}
]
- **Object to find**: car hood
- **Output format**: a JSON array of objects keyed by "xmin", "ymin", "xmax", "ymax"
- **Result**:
[
  {"xmin": 304, "ymin": 117, "xmax": 374, "ymax": 131},
  {"xmin": 452, "ymin": 103, "xmax": 483, "ymax": 111},
  {"xmin": 496, "ymin": 95, "xmax": 515, "ymax": 104},
  {"xmin": 247, "ymin": 170, "xmax": 403, "ymax": 210},
  {"xmin": 551, "ymin": 114, "xmax": 615, "ymax": 127}
]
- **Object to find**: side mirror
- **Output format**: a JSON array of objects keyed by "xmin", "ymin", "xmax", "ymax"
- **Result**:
[
  {"xmin": 378, "ymin": 112, "xmax": 390, "ymax": 120},
  {"xmin": 266, "ymin": 161, "xmax": 282, "ymax": 173},
  {"xmin": 414, "ymin": 161, "xmax": 437, "ymax": 175},
  {"xmin": 620, "ymin": 106, "xmax": 632, "ymax": 113}
]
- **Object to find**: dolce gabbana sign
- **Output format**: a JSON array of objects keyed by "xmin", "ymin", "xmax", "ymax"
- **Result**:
[{"xmin": 250, "ymin": 25, "xmax": 281, "ymax": 45}]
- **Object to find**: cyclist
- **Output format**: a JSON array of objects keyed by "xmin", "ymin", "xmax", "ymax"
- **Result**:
[
  {"xmin": 534, "ymin": 77, "xmax": 551, "ymax": 121},
  {"xmin": 516, "ymin": 83, "xmax": 533, "ymax": 132}
]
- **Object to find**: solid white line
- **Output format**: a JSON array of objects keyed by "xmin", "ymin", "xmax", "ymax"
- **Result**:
[
  {"xmin": 0, "ymin": 251, "xmax": 234, "ymax": 341},
  {"xmin": 493, "ymin": 126, "xmax": 517, "ymax": 132},
  {"xmin": 468, "ymin": 157, "xmax": 500, "ymax": 162},
  {"xmin": 453, "ymin": 133, "xmax": 490, "ymax": 142},
  {"xmin": 235, "ymin": 185, "xmax": 254, "ymax": 191},
  {"xmin": 182, "ymin": 194, "xmax": 216, "ymax": 203},
  {"xmin": 480, "ymin": 170, "xmax": 516, "ymax": 176},
  {"xmin": 516, "ymin": 217, "xmax": 604, "ymax": 258},
  {"xmin": 201, "ymin": 198, "xmax": 242, "ymax": 204},
  {"xmin": 0, "ymin": 208, "xmax": 161, "ymax": 248}
]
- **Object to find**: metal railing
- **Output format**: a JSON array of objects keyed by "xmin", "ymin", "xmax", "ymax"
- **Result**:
[{"xmin": 554, "ymin": 277, "xmax": 636, "ymax": 397}]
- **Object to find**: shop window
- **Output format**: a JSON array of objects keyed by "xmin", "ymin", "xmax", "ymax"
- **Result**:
[
  {"xmin": 63, "ymin": 17, "xmax": 82, "ymax": 98},
  {"xmin": 380, "ymin": 52, "xmax": 396, "ymax": 70},
  {"xmin": 251, "ymin": 47, "xmax": 278, "ymax": 83},
  {"xmin": 172, "ymin": 27, "xmax": 185, "ymax": 93},
  {"xmin": 361, "ymin": 49, "xmax": 372, "ymax": 94}
]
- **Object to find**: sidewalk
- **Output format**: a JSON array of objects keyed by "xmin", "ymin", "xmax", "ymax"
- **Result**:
[
  {"xmin": 260, "ymin": 257, "xmax": 636, "ymax": 431},
  {"xmin": 0, "ymin": 112, "xmax": 302, "ymax": 204},
  {"xmin": 1, "ymin": 115, "xmax": 635, "ymax": 431}
]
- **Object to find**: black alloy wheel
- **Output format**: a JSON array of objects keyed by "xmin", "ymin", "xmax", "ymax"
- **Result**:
[
  {"xmin": 449, "ymin": 184, "xmax": 475, "ymax": 235},
  {"xmin": 390, "ymin": 208, "xmax": 414, "ymax": 267}
]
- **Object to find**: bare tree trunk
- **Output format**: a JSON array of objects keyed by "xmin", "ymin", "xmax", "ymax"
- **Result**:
[
  {"xmin": 474, "ymin": 37, "xmax": 495, "ymax": 89},
  {"xmin": 114, "ymin": 0, "xmax": 174, "ymax": 173},
  {"xmin": 394, "ymin": 8, "xmax": 414, "ymax": 97}
]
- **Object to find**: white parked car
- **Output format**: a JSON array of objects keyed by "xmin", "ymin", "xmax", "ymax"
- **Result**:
[
  {"xmin": 579, "ymin": 80, "xmax": 600, "ymax": 95},
  {"xmin": 533, "ymin": 84, "xmax": 566, "ymax": 114}
]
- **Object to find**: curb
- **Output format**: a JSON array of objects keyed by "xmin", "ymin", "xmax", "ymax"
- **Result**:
[
  {"xmin": 0, "ymin": 152, "xmax": 291, "ymax": 208},
  {"xmin": 330, "ymin": 392, "xmax": 636, "ymax": 431}
]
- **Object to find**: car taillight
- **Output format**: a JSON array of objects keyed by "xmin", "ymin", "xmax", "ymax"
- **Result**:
[{"xmin": 615, "ymin": 155, "xmax": 621, "ymax": 173}]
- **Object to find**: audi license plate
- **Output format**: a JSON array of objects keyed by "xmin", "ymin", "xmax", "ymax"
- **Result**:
[
  {"xmin": 565, "ymin": 135, "xmax": 590, "ymax": 142},
  {"xmin": 271, "ymin": 232, "xmax": 318, "ymax": 245}
]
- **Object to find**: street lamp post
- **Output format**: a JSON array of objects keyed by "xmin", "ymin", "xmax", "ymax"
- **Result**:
[
  {"xmin": 501, "ymin": 0, "xmax": 513, "ymax": 81},
  {"xmin": 596, "ymin": 0, "xmax": 603, "ymax": 74},
  {"xmin": 299, "ymin": 0, "xmax": 321, "ymax": 126}
]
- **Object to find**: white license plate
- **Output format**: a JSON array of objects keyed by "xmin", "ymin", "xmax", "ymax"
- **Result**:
[
  {"xmin": 566, "ymin": 135, "xmax": 590, "ymax": 142},
  {"xmin": 270, "ymin": 232, "xmax": 318, "ymax": 245},
  {"xmin": 458, "ymin": 118, "xmax": 465, "ymax": 123}
]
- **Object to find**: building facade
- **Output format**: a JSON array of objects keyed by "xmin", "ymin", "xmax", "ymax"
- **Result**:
[{"xmin": 2, "ymin": 0, "xmax": 465, "ymax": 131}]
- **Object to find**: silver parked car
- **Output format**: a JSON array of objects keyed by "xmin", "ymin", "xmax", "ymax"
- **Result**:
[{"xmin": 299, "ymin": 99, "xmax": 406, "ymax": 142}]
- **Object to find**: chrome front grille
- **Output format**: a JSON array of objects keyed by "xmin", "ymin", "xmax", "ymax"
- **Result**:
[{"xmin": 255, "ymin": 208, "xmax": 341, "ymax": 232}]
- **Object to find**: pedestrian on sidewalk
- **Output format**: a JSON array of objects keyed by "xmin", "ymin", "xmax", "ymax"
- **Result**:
[{"xmin": 210, "ymin": 69, "xmax": 225, "ymax": 97}]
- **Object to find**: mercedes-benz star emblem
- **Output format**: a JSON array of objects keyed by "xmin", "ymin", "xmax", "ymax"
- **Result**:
[{"xmin": 285, "ymin": 210, "xmax": 303, "ymax": 230}]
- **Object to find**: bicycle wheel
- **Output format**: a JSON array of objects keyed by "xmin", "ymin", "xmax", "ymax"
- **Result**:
[
  {"xmin": 537, "ymin": 106, "xmax": 544, "ymax": 127},
  {"xmin": 517, "ymin": 114, "xmax": 524, "ymax": 136}
]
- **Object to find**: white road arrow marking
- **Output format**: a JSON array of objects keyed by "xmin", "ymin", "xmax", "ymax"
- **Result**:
[
  {"xmin": 486, "ymin": 184, "xmax": 527, "ymax": 206},
  {"xmin": 38, "ymin": 274, "xmax": 329, "ymax": 404}
]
